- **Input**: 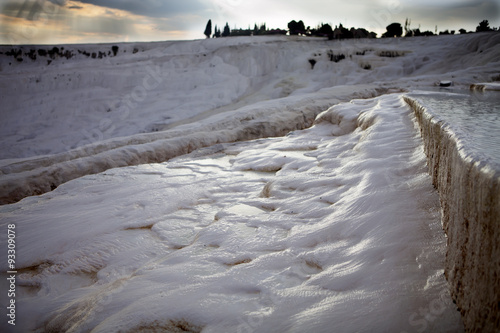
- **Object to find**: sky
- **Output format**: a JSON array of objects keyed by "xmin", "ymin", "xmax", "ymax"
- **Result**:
[{"xmin": 0, "ymin": 0, "xmax": 499, "ymax": 45}]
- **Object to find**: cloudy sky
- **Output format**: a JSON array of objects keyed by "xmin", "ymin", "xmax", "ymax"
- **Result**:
[{"xmin": 0, "ymin": 0, "xmax": 498, "ymax": 44}]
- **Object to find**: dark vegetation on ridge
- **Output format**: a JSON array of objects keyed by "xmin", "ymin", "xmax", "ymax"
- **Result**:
[
  {"xmin": 204, "ymin": 18, "xmax": 498, "ymax": 39},
  {"xmin": 0, "ymin": 44, "xmax": 122, "ymax": 65}
]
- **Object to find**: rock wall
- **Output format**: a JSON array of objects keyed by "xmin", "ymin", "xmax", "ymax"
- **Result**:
[{"xmin": 404, "ymin": 96, "xmax": 500, "ymax": 332}]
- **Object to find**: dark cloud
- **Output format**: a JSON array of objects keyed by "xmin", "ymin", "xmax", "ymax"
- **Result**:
[
  {"xmin": 74, "ymin": 0, "xmax": 209, "ymax": 18},
  {"xmin": 0, "ymin": 0, "xmax": 136, "ymax": 42},
  {"xmin": 404, "ymin": 0, "xmax": 499, "ymax": 29},
  {"xmin": 435, "ymin": 0, "xmax": 498, "ymax": 19},
  {"xmin": 1, "ymin": 0, "xmax": 64, "ymax": 21},
  {"xmin": 48, "ymin": 0, "xmax": 67, "ymax": 5}
]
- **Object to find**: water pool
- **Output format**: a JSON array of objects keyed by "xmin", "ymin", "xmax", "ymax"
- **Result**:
[{"xmin": 408, "ymin": 89, "xmax": 500, "ymax": 167}]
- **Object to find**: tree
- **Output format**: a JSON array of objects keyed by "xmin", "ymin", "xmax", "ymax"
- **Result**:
[
  {"xmin": 222, "ymin": 22, "xmax": 231, "ymax": 37},
  {"xmin": 476, "ymin": 20, "xmax": 492, "ymax": 32},
  {"xmin": 213, "ymin": 25, "xmax": 221, "ymax": 38},
  {"xmin": 404, "ymin": 18, "xmax": 411, "ymax": 36},
  {"xmin": 288, "ymin": 20, "xmax": 306, "ymax": 35},
  {"xmin": 352, "ymin": 28, "xmax": 371, "ymax": 39},
  {"xmin": 410, "ymin": 28, "xmax": 421, "ymax": 37},
  {"xmin": 252, "ymin": 23, "xmax": 267, "ymax": 35},
  {"xmin": 383, "ymin": 23, "xmax": 403, "ymax": 37},
  {"xmin": 335, "ymin": 23, "xmax": 352, "ymax": 39},
  {"xmin": 259, "ymin": 23, "xmax": 266, "ymax": 34},
  {"xmin": 459, "ymin": 28, "xmax": 467, "ymax": 34},
  {"xmin": 204, "ymin": 19, "xmax": 212, "ymax": 38},
  {"xmin": 316, "ymin": 23, "xmax": 333, "ymax": 38}
]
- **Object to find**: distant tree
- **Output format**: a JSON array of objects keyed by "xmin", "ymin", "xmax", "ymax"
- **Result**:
[
  {"xmin": 383, "ymin": 23, "xmax": 403, "ymax": 37},
  {"xmin": 288, "ymin": 20, "xmax": 306, "ymax": 35},
  {"xmin": 213, "ymin": 25, "xmax": 221, "ymax": 38},
  {"xmin": 230, "ymin": 28, "xmax": 252, "ymax": 36},
  {"xmin": 409, "ymin": 28, "xmax": 421, "ymax": 37},
  {"xmin": 222, "ymin": 22, "xmax": 231, "ymax": 37},
  {"xmin": 352, "ymin": 28, "xmax": 371, "ymax": 38},
  {"xmin": 316, "ymin": 23, "xmax": 333, "ymax": 38},
  {"xmin": 204, "ymin": 19, "xmax": 212, "ymax": 38},
  {"xmin": 404, "ymin": 18, "xmax": 411, "ymax": 36},
  {"xmin": 459, "ymin": 28, "xmax": 467, "ymax": 34},
  {"xmin": 298, "ymin": 20, "xmax": 304, "ymax": 34},
  {"xmin": 260, "ymin": 23, "xmax": 266, "ymax": 34},
  {"xmin": 251, "ymin": 23, "xmax": 267, "ymax": 35},
  {"xmin": 287, "ymin": 20, "xmax": 296, "ymax": 34},
  {"xmin": 268, "ymin": 29, "xmax": 287, "ymax": 35},
  {"xmin": 338, "ymin": 24, "xmax": 352, "ymax": 39},
  {"xmin": 476, "ymin": 20, "xmax": 492, "ymax": 32}
]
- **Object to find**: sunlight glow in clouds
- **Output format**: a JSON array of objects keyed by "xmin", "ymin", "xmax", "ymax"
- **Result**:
[
  {"xmin": 0, "ymin": 0, "xmax": 203, "ymax": 44},
  {"xmin": 0, "ymin": 0, "xmax": 498, "ymax": 45}
]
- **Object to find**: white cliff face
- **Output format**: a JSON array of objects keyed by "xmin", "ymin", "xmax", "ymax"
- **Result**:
[{"xmin": 405, "ymin": 96, "xmax": 500, "ymax": 332}]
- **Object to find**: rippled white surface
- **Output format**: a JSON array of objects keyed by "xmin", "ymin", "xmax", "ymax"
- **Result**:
[
  {"xmin": 0, "ymin": 94, "xmax": 463, "ymax": 332},
  {"xmin": 409, "ymin": 90, "xmax": 500, "ymax": 166}
]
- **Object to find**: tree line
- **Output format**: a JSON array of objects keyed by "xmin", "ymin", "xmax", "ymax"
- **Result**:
[
  {"xmin": 398, "ymin": 18, "xmax": 497, "ymax": 37},
  {"xmin": 204, "ymin": 20, "xmax": 286, "ymax": 38},
  {"xmin": 205, "ymin": 19, "xmax": 498, "ymax": 39}
]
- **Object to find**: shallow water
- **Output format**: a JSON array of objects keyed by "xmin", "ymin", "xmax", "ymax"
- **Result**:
[{"xmin": 409, "ymin": 89, "xmax": 500, "ymax": 166}]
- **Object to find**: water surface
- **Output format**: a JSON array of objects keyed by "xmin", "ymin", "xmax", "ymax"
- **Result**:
[{"xmin": 409, "ymin": 89, "xmax": 500, "ymax": 167}]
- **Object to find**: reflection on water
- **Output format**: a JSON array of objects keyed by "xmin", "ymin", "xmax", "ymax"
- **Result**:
[{"xmin": 409, "ymin": 89, "xmax": 500, "ymax": 166}]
